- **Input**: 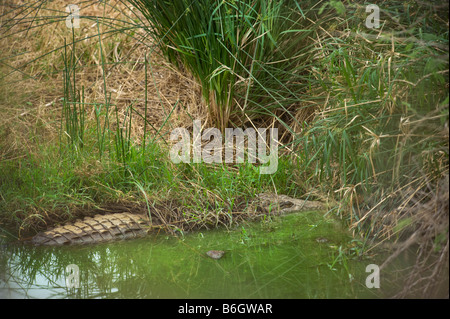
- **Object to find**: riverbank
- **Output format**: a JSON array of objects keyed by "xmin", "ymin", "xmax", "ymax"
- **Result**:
[{"xmin": 0, "ymin": 1, "xmax": 448, "ymax": 298}]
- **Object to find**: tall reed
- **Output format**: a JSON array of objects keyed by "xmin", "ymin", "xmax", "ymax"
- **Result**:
[
  {"xmin": 60, "ymin": 33, "xmax": 85, "ymax": 153},
  {"xmin": 126, "ymin": 0, "xmax": 327, "ymax": 132}
]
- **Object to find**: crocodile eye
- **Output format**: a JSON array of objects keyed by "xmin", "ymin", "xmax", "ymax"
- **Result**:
[{"xmin": 279, "ymin": 201, "xmax": 294, "ymax": 209}]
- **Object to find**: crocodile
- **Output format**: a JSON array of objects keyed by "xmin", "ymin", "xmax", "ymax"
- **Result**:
[
  {"xmin": 30, "ymin": 193, "xmax": 326, "ymax": 246},
  {"xmin": 254, "ymin": 192, "xmax": 326, "ymax": 214}
]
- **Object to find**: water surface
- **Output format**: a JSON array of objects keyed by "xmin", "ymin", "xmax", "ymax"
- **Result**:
[{"xmin": 0, "ymin": 211, "xmax": 430, "ymax": 298}]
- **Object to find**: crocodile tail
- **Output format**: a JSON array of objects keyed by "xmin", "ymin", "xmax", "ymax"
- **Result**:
[{"xmin": 31, "ymin": 213, "xmax": 151, "ymax": 246}]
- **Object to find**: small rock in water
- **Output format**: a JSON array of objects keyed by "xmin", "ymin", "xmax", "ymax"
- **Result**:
[{"xmin": 206, "ymin": 250, "xmax": 225, "ymax": 260}]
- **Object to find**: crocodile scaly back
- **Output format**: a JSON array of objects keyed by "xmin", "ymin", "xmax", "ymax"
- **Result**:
[{"xmin": 31, "ymin": 213, "xmax": 151, "ymax": 246}]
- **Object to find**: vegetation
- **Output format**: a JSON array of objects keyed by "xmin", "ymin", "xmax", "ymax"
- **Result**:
[{"xmin": 0, "ymin": 0, "xmax": 448, "ymax": 297}]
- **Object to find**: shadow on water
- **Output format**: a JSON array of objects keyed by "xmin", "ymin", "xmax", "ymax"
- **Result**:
[{"xmin": 0, "ymin": 211, "xmax": 446, "ymax": 298}]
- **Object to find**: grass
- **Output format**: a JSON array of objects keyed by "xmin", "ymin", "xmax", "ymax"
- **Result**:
[
  {"xmin": 126, "ymin": 0, "xmax": 328, "ymax": 133},
  {"xmin": 0, "ymin": 0, "xmax": 448, "ymax": 298}
]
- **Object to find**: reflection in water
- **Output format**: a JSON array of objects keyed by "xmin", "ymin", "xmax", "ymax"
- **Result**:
[
  {"xmin": 2, "ymin": 239, "xmax": 193, "ymax": 298},
  {"xmin": 1, "ymin": 212, "xmax": 445, "ymax": 298}
]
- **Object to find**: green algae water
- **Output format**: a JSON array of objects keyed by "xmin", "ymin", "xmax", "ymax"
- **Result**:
[{"xmin": 0, "ymin": 211, "xmax": 431, "ymax": 299}]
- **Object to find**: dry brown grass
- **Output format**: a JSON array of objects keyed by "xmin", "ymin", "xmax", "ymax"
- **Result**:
[
  {"xmin": 0, "ymin": 0, "xmax": 207, "ymax": 159},
  {"xmin": 376, "ymin": 173, "xmax": 449, "ymax": 298}
]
